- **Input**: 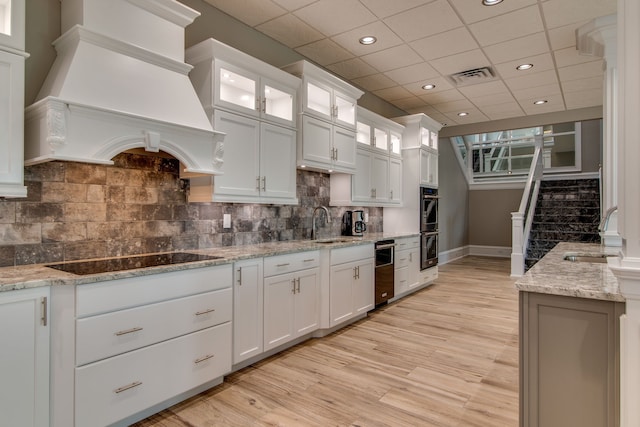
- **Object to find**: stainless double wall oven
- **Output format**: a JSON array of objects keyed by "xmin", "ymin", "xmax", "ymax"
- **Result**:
[{"xmin": 420, "ymin": 187, "xmax": 438, "ymax": 270}]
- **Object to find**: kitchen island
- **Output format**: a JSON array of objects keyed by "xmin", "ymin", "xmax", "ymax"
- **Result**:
[{"xmin": 515, "ymin": 242, "xmax": 624, "ymax": 427}]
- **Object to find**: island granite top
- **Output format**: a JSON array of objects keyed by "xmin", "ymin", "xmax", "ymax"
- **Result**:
[
  {"xmin": 515, "ymin": 242, "xmax": 624, "ymax": 302},
  {"xmin": 0, "ymin": 232, "xmax": 418, "ymax": 292}
]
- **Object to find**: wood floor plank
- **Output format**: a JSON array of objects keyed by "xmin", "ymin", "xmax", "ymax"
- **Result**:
[{"xmin": 132, "ymin": 256, "xmax": 519, "ymax": 427}]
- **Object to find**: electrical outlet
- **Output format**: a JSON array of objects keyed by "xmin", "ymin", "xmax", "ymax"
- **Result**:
[{"xmin": 223, "ymin": 214, "xmax": 231, "ymax": 229}]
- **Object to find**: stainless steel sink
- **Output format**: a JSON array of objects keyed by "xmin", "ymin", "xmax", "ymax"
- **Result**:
[{"xmin": 563, "ymin": 253, "xmax": 615, "ymax": 263}]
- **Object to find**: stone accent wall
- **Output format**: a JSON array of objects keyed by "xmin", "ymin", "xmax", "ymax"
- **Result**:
[{"xmin": 0, "ymin": 153, "xmax": 383, "ymax": 267}]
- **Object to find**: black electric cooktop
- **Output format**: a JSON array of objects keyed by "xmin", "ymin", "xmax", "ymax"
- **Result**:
[{"xmin": 46, "ymin": 252, "xmax": 223, "ymax": 275}]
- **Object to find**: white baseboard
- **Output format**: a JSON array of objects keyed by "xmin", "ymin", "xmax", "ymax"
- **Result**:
[
  {"xmin": 438, "ymin": 246, "xmax": 469, "ymax": 265},
  {"xmin": 468, "ymin": 245, "xmax": 511, "ymax": 258}
]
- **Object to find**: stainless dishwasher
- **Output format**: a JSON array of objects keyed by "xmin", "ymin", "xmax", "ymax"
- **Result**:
[{"xmin": 375, "ymin": 239, "xmax": 395, "ymax": 306}]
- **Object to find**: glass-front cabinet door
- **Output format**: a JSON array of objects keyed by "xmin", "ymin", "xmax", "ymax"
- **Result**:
[
  {"xmin": 262, "ymin": 77, "xmax": 295, "ymax": 127},
  {"xmin": 305, "ymin": 80, "xmax": 332, "ymax": 120},
  {"xmin": 334, "ymin": 92, "xmax": 356, "ymax": 128},
  {"xmin": 390, "ymin": 132, "xmax": 401, "ymax": 157},
  {"xmin": 357, "ymin": 121, "xmax": 371, "ymax": 146},
  {"xmin": 215, "ymin": 61, "xmax": 259, "ymax": 118},
  {"xmin": 0, "ymin": 0, "xmax": 24, "ymax": 51},
  {"xmin": 373, "ymin": 127, "xmax": 388, "ymax": 151}
]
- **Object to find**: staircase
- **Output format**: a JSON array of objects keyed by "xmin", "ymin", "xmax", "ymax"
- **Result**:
[{"xmin": 525, "ymin": 178, "xmax": 601, "ymax": 269}]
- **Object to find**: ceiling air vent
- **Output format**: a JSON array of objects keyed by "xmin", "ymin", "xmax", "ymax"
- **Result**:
[{"xmin": 448, "ymin": 67, "xmax": 496, "ymax": 86}]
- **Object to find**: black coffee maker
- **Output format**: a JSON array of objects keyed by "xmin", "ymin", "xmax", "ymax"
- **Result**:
[{"xmin": 341, "ymin": 210, "xmax": 366, "ymax": 236}]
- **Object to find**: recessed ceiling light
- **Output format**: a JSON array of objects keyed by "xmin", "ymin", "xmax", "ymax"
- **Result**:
[
  {"xmin": 359, "ymin": 36, "xmax": 377, "ymax": 45},
  {"xmin": 516, "ymin": 63, "xmax": 534, "ymax": 71},
  {"xmin": 458, "ymin": 112, "xmax": 469, "ymax": 117},
  {"xmin": 421, "ymin": 84, "xmax": 436, "ymax": 90},
  {"xmin": 482, "ymin": 0, "xmax": 503, "ymax": 5},
  {"xmin": 534, "ymin": 100, "xmax": 548, "ymax": 105}
]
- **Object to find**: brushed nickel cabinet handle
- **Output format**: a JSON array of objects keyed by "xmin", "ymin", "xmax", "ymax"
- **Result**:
[
  {"xmin": 194, "ymin": 354, "xmax": 215, "ymax": 364},
  {"xmin": 277, "ymin": 263, "xmax": 290, "ymax": 267},
  {"xmin": 114, "ymin": 381, "xmax": 142, "ymax": 394},
  {"xmin": 303, "ymin": 258, "xmax": 315, "ymax": 262},
  {"xmin": 292, "ymin": 278, "xmax": 296, "ymax": 294},
  {"xmin": 256, "ymin": 176, "xmax": 261, "ymax": 190},
  {"xmin": 115, "ymin": 327, "xmax": 143, "ymax": 336},
  {"xmin": 195, "ymin": 308, "xmax": 216, "ymax": 316},
  {"xmin": 41, "ymin": 297, "xmax": 47, "ymax": 327},
  {"xmin": 237, "ymin": 267, "xmax": 242, "ymax": 285},
  {"xmin": 296, "ymin": 277, "xmax": 301, "ymax": 293}
]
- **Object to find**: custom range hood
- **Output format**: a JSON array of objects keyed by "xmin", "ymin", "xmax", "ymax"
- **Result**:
[{"xmin": 24, "ymin": 0, "xmax": 224, "ymax": 175}]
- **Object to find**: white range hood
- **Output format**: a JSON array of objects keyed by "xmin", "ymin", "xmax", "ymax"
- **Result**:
[{"xmin": 24, "ymin": 0, "xmax": 224, "ymax": 175}]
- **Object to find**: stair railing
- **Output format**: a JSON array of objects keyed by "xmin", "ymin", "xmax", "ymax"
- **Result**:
[{"xmin": 511, "ymin": 135, "xmax": 544, "ymax": 277}]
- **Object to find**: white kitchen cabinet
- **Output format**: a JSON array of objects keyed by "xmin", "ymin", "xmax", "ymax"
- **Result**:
[
  {"xmin": 329, "ymin": 244, "xmax": 374, "ymax": 327},
  {"xmin": 421, "ymin": 148, "xmax": 438, "ymax": 187},
  {"xmin": 263, "ymin": 251, "xmax": 320, "ymax": 352},
  {"xmin": 282, "ymin": 60, "xmax": 363, "ymax": 174},
  {"xmin": 74, "ymin": 264, "xmax": 233, "ymax": 427},
  {"xmin": 330, "ymin": 107, "xmax": 403, "ymax": 206},
  {"xmin": 185, "ymin": 38, "xmax": 299, "ymax": 204},
  {"xmin": 187, "ymin": 110, "xmax": 297, "ymax": 204},
  {"xmin": 0, "ymin": 0, "xmax": 27, "ymax": 198},
  {"xmin": 233, "ymin": 258, "xmax": 264, "ymax": 365},
  {"xmin": 0, "ymin": 287, "xmax": 49, "ymax": 427},
  {"xmin": 384, "ymin": 114, "xmax": 442, "ymax": 235},
  {"xmin": 394, "ymin": 237, "xmax": 421, "ymax": 295},
  {"xmin": 300, "ymin": 114, "xmax": 357, "ymax": 173}
]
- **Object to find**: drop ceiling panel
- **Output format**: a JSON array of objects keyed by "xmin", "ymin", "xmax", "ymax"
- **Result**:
[
  {"xmin": 433, "ymin": 99, "xmax": 476, "ymax": 113},
  {"xmin": 360, "ymin": 44, "xmax": 424, "ymax": 72},
  {"xmin": 458, "ymin": 80, "xmax": 509, "ymax": 99},
  {"xmin": 331, "ymin": 21, "xmax": 404, "ymax": 56},
  {"xmin": 469, "ymin": 6, "xmax": 543, "ymax": 47},
  {"xmin": 392, "ymin": 96, "xmax": 430, "ymax": 110},
  {"xmin": 554, "ymin": 46, "xmax": 601, "ymax": 68},
  {"xmin": 351, "ymin": 73, "xmax": 398, "ymax": 91},
  {"xmin": 384, "ymin": 63, "xmax": 440, "ymax": 85},
  {"xmin": 542, "ymin": 0, "xmax": 616, "ymax": 29},
  {"xmin": 295, "ymin": 38, "xmax": 354, "ymax": 66},
  {"xmin": 494, "ymin": 53, "xmax": 555, "ymax": 80},
  {"xmin": 466, "ymin": 92, "xmax": 518, "ymax": 108},
  {"xmin": 558, "ymin": 60, "xmax": 605, "ymax": 82},
  {"xmin": 518, "ymin": 93, "xmax": 566, "ymax": 114},
  {"xmin": 294, "ymin": 0, "xmax": 378, "ymax": 36},
  {"xmin": 418, "ymin": 88, "xmax": 466, "ymax": 104},
  {"xmin": 256, "ymin": 14, "xmax": 324, "ymax": 48},
  {"xmin": 410, "ymin": 27, "xmax": 479, "ymax": 61},
  {"xmin": 482, "ymin": 102, "xmax": 527, "ymax": 120},
  {"xmin": 359, "ymin": 0, "xmax": 435, "ymax": 19},
  {"xmin": 548, "ymin": 20, "xmax": 592, "ymax": 50},
  {"xmin": 505, "ymin": 70, "xmax": 559, "ymax": 91},
  {"xmin": 383, "ymin": 0, "xmax": 463, "ymax": 42},
  {"xmin": 564, "ymin": 89, "xmax": 603, "ymax": 109},
  {"xmin": 483, "ymin": 32, "xmax": 549, "ymax": 65},
  {"xmin": 562, "ymin": 76, "xmax": 603, "ymax": 93},
  {"xmin": 326, "ymin": 58, "xmax": 378, "ymax": 79},
  {"xmin": 404, "ymin": 77, "xmax": 456, "ymax": 96},
  {"xmin": 442, "ymin": 107, "xmax": 489, "ymax": 124},
  {"xmin": 448, "ymin": 0, "xmax": 537, "ymax": 24},
  {"xmin": 512, "ymin": 83, "xmax": 562, "ymax": 101},
  {"xmin": 203, "ymin": 0, "xmax": 286, "ymax": 27},
  {"xmin": 372, "ymin": 86, "xmax": 415, "ymax": 101},
  {"xmin": 272, "ymin": 0, "xmax": 316, "ymax": 10}
]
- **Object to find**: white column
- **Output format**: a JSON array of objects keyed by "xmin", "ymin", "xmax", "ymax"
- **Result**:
[
  {"xmin": 577, "ymin": 15, "xmax": 620, "ymax": 246},
  {"xmin": 607, "ymin": 0, "xmax": 640, "ymax": 426},
  {"xmin": 510, "ymin": 211, "xmax": 524, "ymax": 277}
]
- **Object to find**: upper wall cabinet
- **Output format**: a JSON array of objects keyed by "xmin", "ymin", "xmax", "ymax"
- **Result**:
[
  {"xmin": 330, "ymin": 107, "xmax": 404, "ymax": 207},
  {"xmin": 186, "ymin": 39, "xmax": 300, "ymax": 204},
  {"xmin": 282, "ymin": 60, "xmax": 363, "ymax": 174},
  {"xmin": 393, "ymin": 113, "xmax": 442, "ymax": 189},
  {"xmin": 0, "ymin": 0, "xmax": 27, "ymax": 198},
  {"xmin": 0, "ymin": 0, "xmax": 25, "ymax": 52}
]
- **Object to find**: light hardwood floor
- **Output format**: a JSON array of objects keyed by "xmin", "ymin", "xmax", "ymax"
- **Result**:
[{"xmin": 133, "ymin": 256, "xmax": 519, "ymax": 427}]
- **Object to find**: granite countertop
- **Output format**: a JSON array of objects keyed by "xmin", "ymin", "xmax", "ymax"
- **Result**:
[
  {"xmin": 515, "ymin": 241, "xmax": 624, "ymax": 302},
  {"xmin": 0, "ymin": 232, "xmax": 417, "ymax": 292}
]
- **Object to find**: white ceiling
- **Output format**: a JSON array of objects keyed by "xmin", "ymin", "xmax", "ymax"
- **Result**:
[{"xmin": 203, "ymin": 0, "xmax": 616, "ymax": 126}]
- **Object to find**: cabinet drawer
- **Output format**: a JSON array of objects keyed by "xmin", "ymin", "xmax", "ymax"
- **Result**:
[
  {"xmin": 75, "ymin": 323, "xmax": 231, "ymax": 427},
  {"xmin": 420, "ymin": 266, "xmax": 438, "ymax": 284},
  {"xmin": 76, "ymin": 288, "xmax": 232, "ymax": 366},
  {"xmin": 395, "ymin": 237, "xmax": 420, "ymax": 251},
  {"xmin": 395, "ymin": 250, "xmax": 410, "ymax": 269},
  {"xmin": 330, "ymin": 244, "xmax": 373, "ymax": 266},
  {"xmin": 264, "ymin": 250, "xmax": 320, "ymax": 277},
  {"xmin": 76, "ymin": 264, "xmax": 232, "ymax": 317}
]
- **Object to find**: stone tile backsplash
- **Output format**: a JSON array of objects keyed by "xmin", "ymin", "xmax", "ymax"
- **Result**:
[{"xmin": 0, "ymin": 153, "xmax": 383, "ymax": 267}]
